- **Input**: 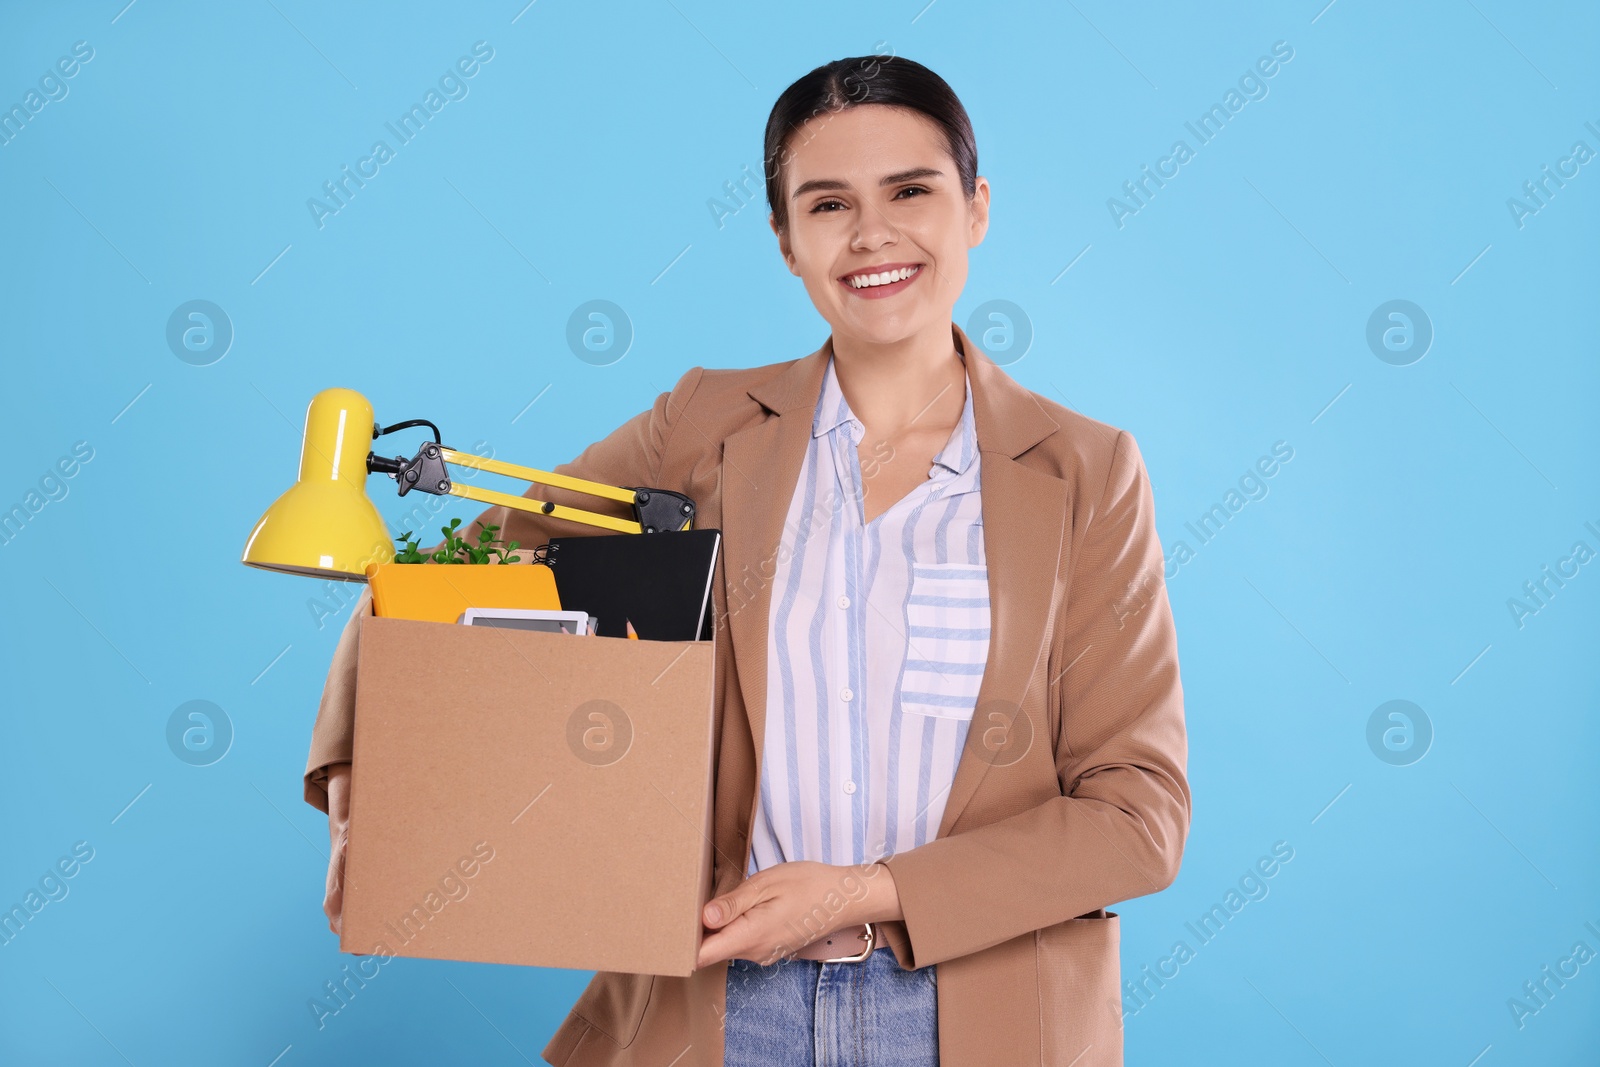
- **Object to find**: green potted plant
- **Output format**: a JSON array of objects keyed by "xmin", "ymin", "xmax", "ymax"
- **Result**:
[{"xmin": 364, "ymin": 518, "xmax": 560, "ymax": 623}]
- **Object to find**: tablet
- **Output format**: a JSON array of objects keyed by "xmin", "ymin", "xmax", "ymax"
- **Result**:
[{"xmin": 544, "ymin": 529, "xmax": 720, "ymax": 640}]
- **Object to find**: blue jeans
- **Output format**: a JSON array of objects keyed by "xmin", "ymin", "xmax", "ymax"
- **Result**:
[{"xmin": 723, "ymin": 941, "xmax": 938, "ymax": 1066}]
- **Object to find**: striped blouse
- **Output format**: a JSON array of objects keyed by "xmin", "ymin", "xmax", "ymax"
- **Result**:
[{"xmin": 747, "ymin": 353, "xmax": 991, "ymax": 876}]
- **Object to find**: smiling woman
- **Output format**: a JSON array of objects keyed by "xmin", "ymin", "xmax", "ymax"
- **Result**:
[{"xmin": 306, "ymin": 50, "xmax": 1189, "ymax": 1067}]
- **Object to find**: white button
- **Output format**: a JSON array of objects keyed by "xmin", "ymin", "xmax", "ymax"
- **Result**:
[
  {"xmin": 843, "ymin": 781, "xmax": 857, "ymax": 795},
  {"xmin": 841, "ymin": 687, "xmax": 854, "ymax": 702},
  {"xmin": 837, "ymin": 595, "xmax": 851, "ymax": 609}
]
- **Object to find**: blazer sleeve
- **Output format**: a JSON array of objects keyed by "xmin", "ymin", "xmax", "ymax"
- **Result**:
[
  {"xmin": 301, "ymin": 366, "xmax": 707, "ymax": 813},
  {"xmin": 878, "ymin": 428, "xmax": 1190, "ymax": 967}
]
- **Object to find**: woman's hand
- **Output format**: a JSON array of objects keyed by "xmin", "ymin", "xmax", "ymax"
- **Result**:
[
  {"xmin": 696, "ymin": 859, "xmax": 901, "ymax": 969},
  {"xmin": 323, "ymin": 762, "xmax": 352, "ymax": 935}
]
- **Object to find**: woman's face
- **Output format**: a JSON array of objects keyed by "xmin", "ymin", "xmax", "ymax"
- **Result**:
[{"xmin": 770, "ymin": 103, "xmax": 989, "ymax": 349}]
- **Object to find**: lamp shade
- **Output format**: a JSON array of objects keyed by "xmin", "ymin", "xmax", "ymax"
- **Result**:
[{"xmin": 242, "ymin": 388, "xmax": 395, "ymax": 581}]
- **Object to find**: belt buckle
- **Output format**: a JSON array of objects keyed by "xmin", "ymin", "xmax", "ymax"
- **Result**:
[{"xmin": 818, "ymin": 922, "xmax": 875, "ymax": 963}]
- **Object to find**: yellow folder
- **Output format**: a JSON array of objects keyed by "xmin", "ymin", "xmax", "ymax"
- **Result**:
[{"xmin": 364, "ymin": 562, "xmax": 561, "ymax": 624}]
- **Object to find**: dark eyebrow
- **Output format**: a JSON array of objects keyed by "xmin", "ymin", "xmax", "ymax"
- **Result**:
[{"xmin": 790, "ymin": 167, "xmax": 945, "ymax": 201}]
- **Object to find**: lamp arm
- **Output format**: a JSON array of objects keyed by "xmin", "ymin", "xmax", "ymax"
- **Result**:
[{"xmin": 366, "ymin": 441, "xmax": 695, "ymax": 535}]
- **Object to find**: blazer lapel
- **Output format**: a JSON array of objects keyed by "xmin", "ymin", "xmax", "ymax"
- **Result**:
[
  {"xmin": 720, "ymin": 325, "xmax": 1067, "ymax": 857},
  {"xmin": 720, "ymin": 341, "xmax": 831, "ymax": 833},
  {"xmin": 935, "ymin": 324, "xmax": 1067, "ymax": 836}
]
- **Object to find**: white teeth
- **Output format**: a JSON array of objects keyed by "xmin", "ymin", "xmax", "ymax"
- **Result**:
[{"xmin": 848, "ymin": 265, "xmax": 919, "ymax": 289}]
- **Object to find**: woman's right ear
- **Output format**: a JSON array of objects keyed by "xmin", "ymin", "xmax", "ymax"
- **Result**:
[{"xmin": 769, "ymin": 213, "xmax": 799, "ymax": 275}]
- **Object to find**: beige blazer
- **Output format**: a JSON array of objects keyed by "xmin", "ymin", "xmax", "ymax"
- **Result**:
[{"xmin": 303, "ymin": 322, "xmax": 1190, "ymax": 1066}]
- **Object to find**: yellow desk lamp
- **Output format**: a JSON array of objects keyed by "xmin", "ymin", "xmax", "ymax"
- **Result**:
[{"xmin": 241, "ymin": 388, "xmax": 696, "ymax": 581}]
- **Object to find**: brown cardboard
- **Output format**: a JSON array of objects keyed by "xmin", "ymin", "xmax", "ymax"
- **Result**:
[{"xmin": 339, "ymin": 614, "xmax": 716, "ymax": 976}]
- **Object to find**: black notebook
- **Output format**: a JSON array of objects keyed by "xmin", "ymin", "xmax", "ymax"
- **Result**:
[{"xmin": 544, "ymin": 528, "xmax": 721, "ymax": 641}]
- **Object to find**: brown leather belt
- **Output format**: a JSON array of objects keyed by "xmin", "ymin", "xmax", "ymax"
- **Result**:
[{"xmin": 792, "ymin": 921, "xmax": 875, "ymax": 963}]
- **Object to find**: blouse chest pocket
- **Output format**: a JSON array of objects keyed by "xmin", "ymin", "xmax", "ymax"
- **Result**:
[{"xmin": 898, "ymin": 560, "xmax": 992, "ymax": 721}]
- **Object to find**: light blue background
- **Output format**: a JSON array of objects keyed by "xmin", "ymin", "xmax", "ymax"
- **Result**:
[{"xmin": 2, "ymin": 1, "xmax": 1596, "ymax": 1064}]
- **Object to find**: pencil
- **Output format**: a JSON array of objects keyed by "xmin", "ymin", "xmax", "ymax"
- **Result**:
[{"xmin": 625, "ymin": 618, "xmax": 639, "ymax": 640}]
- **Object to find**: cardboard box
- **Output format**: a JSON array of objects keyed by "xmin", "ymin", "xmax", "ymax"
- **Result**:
[{"xmin": 339, "ymin": 615, "xmax": 716, "ymax": 976}]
